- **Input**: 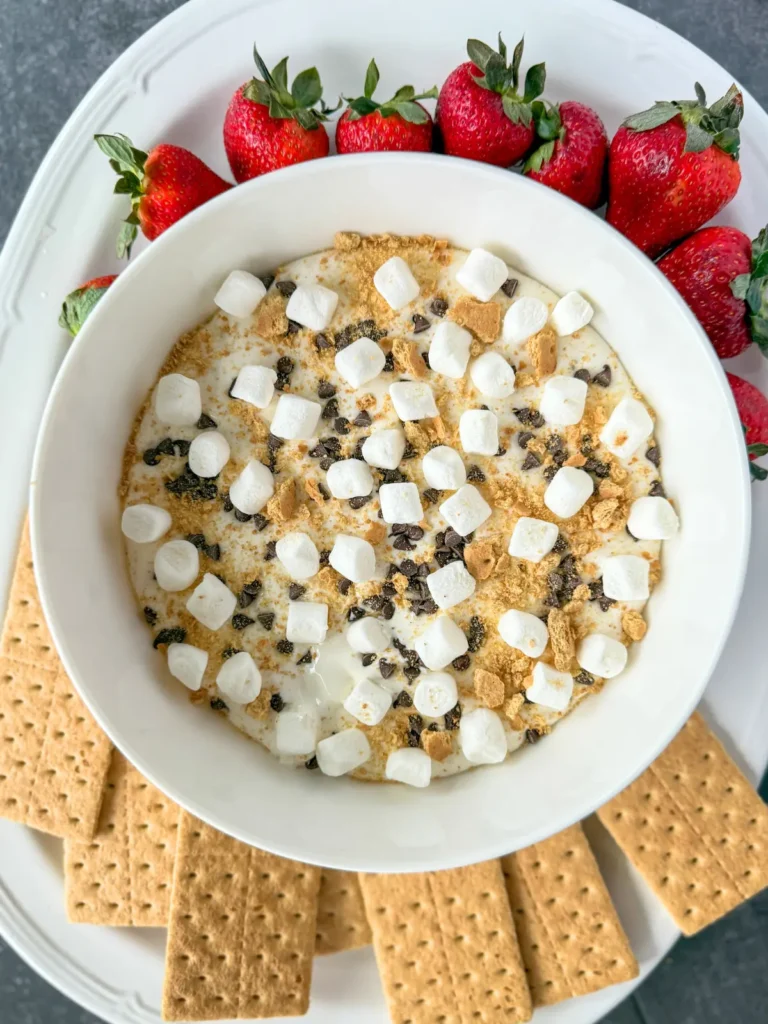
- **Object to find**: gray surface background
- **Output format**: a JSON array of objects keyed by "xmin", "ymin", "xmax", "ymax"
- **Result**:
[{"xmin": 0, "ymin": 0, "xmax": 766, "ymax": 1021}]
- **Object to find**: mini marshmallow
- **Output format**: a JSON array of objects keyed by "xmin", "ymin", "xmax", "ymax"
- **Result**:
[
  {"xmin": 276, "ymin": 708, "xmax": 319, "ymax": 755},
  {"xmin": 385, "ymin": 748, "xmax": 431, "ymax": 788},
  {"xmin": 379, "ymin": 482, "xmax": 423, "ymax": 524},
  {"xmin": 422, "ymin": 446, "xmax": 466, "ymax": 491},
  {"xmin": 362, "ymin": 428, "xmax": 406, "ymax": 470},
  {"xmin": 270, "ymin": 394, "xmax": 322, "ymax": 440},
  {"xmin": 599, "ymin": 398, "xmax": 654, "ymax": 460},
  {"xmin": 527, "ymin": 662, "xmax": 574, "ymax": 712},
  {"xmin": 216, "ymin": 651, "xmax": 262, "ymax": 704},
  {"xmin": 214, "ymin": 270, "xmax": 267, "ymax": 318},
  {"xmin": 121, "ymin": 504, "xmax": 171, "ymax": 544},
  {"xmin": 508, "ymin": 517, "xmax": 559, "ymax": 564},
  {"xmin": 544, "ymin": 467, "xmax": 594, "ymax": 519},
  {"xmin": 577, "ymin": 634, "xmax": 628, "ymax": 679},
  {"xmin": 167, "ymin": 643, "xmax": 208, "ymax": 691},
  {"xmin": 286, "ymin": 601, "xmax": 329, "ymax": 643},
  {"xmin": 459, "ymin": 707, "xmax": 507, "ymax": 765},
  {"xmin": 316, "ymin": 728, "xmax": 371, "ymax": 777},
  {"xmin": 540, "ymin": 376, "xmax": 588, "ymax": 427},
  {"xmin": 427, "ymin": 561, "xmax": 476, "ymax": 611},
  {"xmin": 502, "ymin": 297, "xmax": 549, "ymax": 345},
  {"xmin": 186, "ymin": 573, "xmax": 237, "ymax": 630},
  {"xmin": 276, "ymin": 532, "xmax": 320, "ymax": 580},
  {"xmin": 628, "ymin": 496, "xmax": 680, "ymax": 540},
  {"xmin": 602, "ymin": 555, "xmax": 650, "ymax": 602},
  {"xmin": 326, "ymin": 459, "xmax": 374, "ymax": 499},
  {"xmin": 335, "ymin": 337, "xmax": 386, "ymax": 388},
  {"xmin": 389, "ymin": 381, "xmax": 439, "ymax": 421},
  {"xmin": 414, "ymin": 615, "xmax": 469, "ymax": 671},
  {"xmin": 154, "ymin": 539, "xmax": 199, "ymax": 592},
  {"xmin": 439, "ymin": 484, "xmax": 492, "ymax": 537},
  {"xmin": 346, "ymin": 617, "xmax": 391, "ymax": 654},
  {"xmin": 343, "ymin": 678, "xmax": 392, "ymax": 726},
  {"xmin": 456, "ymin": 248, "xmax": 508, "ymax": 302},
  {"xmin": 498, "ymin": 609, "xmax": 549, "ymax": 658},
  {"xmin": 154, "ymin": 373, "xmax": 202, "ymax": 426},
  {"xmin": 373, "ymin": 256, "xmax": 420, "ymax": 310},
  {"xmin": 551, "ymin": 291, "xmax": 594, "ymax": 336},
  {"xmin": 188, "ymin": 431, "xmax": 230, "ymax": 478},
  {"xmin": 428, "ymin": 322, "xmax": 472, "ymax": 378},
  {"xmin": 229, "ymin": 459, "xmax": 274, "ymax": 514},
  {"xmin": 285, "ymin": 283, "xmax": 339, "ymax": 331},
  {"xmin": 469, "ymin": 351, "xmax": 516, "ymax": 399},
  {"xmin": 459, "ymin": 409, "xmax": 499, "ymax": 456},
  {"xmin": 328, "ymin": 534, "xmax": 377, "ymax": 583},
  {"xmin": 413, "ymin": 672, "xmax": 458, "ymax": 717},
  {"xmin": 230, "ymin": 365, "xmax": 277, "ymax": 409}
]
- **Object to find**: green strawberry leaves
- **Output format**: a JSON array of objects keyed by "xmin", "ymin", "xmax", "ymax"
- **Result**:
[
  {"xmin": 243, "ymin": 45, "xmax": 337, "ymax": 129},
  {"xmin": 523, "ymin": 101, "xmax": 565, "ymax": 172},
  {"xmin": 343, "ymin": 59, "xmax": 438, "ymax": 124},
  {"xmin": 57, "ymin": 283, "xmax": 113, "ymax": 337},
  {"xmin": 95, "ymin": 133, "xmax": 149, "ymax": 259},
  {"xmin": 466, "ymin": 34, "xmax": 545, "ymax": 129},
  {"xmin": 623, "ymin": 81, "xmax": 744, "ymax": 157},
  {"xmin": 730, "ymin": 225, "xmax": 768, "ymax": 356}
]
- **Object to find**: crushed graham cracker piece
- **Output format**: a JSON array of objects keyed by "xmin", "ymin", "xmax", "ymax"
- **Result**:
[
  {"xmin": 265, "ymin": 479, "xmax": 297, "ymax": 523},
  {"xmin": 335, "ymin": 231, "xmax": 361, "ymax": 250},
  {"xmin": 357, "ymin": 392, "xmax": 377, "ymax": 410},
  {"xmin": 245, "ymin": 690, "xmax": 271, "ymax": 720},
  {"xmin": 598, "ymin": 480, "xmax": 624, "ymax": 500},
  {"xmin": 564, "ymin": 453, "xmax": 587, "ymax": 468},
  {"xmin": 474, "ymin": 669, "xmax": 505, "ymax": 708},
  {"xmin": 503, "ymin": 694, "xmax": 525, "ymax": 721},
  {"xmin": 465, "ymin": 539, "xmax": 496, "ymax": 580},
  {"xmin": 609, "ymin": 461, "xmax": 628, "ymax": 484},
  {"xmin": 622, "ymin": 610, "xmax": 648, "ymax": 642},
  {"xmin": 515, "ymin": 371, "xmax": 537, "ymax": 389},
  {"xmin": 547, "ymin": 609, "xmax": 575, "ymax": 672},
  {"xmin": 527, "ymin": 325, "xmax": 557, "ymax": 379},
  {"xmin": 571, "ymin": 583, "xmax": 591, "ymax": 603},
  {"xmin": 392, "ymin": 338, "xmax": 428, "ymax": 378},
  {"xmin": 305, "ymin": 478, "xmax": 326, "ymax": 507},
  {"xmin": 591, "ymin": 497, "xmax": 627, "ymax": 533},
  {"xmin": 476, "ymin": 641, "xmax": 531, "ymax": 694},
  {"xmin": 487, "ymin": 476, "xmax": 520, "ymax": 510},
  {"xmin": 449, "ymin": 296, "xmax": 501, "ymax": 344},
  {"xmin": 364, "ymin": 521, "xmax": 387, "ymax": 545},
  {"xmin": 425, "ymin": 415, "xmax": 446, "ymax": 442},
  {"xmin": 422, "ymin": 730, "xmax": 453, "ymax": 762},
  {"xmin": 404, "ymin": 421, "xmax": 432, "ymax": 457},
  {"xmin": 254, "ymin": 293, "xmax": 289, "ymax": 339}
]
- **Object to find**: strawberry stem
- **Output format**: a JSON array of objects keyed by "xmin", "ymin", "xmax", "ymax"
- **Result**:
[
  {"xmin": 623, "ymin": 82, "xmax": 743, "ymax": 157},
  {"xmin": 730, "ymin": 225, "xmax": 768, "ymax": 356},
  {"xmin": 94, "ymin": 133, "xmax": 148, "ymax": 258},
  {"xmin": 466, "ymin": 34, "xmax": 546, "ymax": 128},
  {"xmin": 524, "ymin": 101, "xmax": 564, "ymax": 172},
  {"xmin": 343, "ymin": 59, "xmax": 437, "ymax": 124},
  {"xmin": 243, "ymin": 44, "xmax": 338, "ymax": 130}
]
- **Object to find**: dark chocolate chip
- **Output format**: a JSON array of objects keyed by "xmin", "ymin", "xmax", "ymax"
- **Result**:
[
  {"xmin": 275, "ymin": 640, "xmax": 293, "ymax": 655},
  {"xmin": 649, "ymin": 480, "xmax": 666, "ymax": 498},
  {"xmin": 143, "ymin": 606, "xmax": 158, "ymax": 627},
  {"xmin": 522, "ymin": 451, "xmax": 541, "ymax": 470},
  {"xmin": 380, "ymin": 659, "xmax": 396, "ymax": 680},
  {"xmin": 402, "ymin": 442, "xmax": 417, "ymax": 460},
  {"xmin": 142, "ymin": 448, "xmax": 161, "ymax": 466},
  {"xmin": 210, "ymin": 697, "xmax": 228, "ymax": 711},
  {"xmin": 575, "ymin": 671, "xmax": 595, "ymax": 686},
  {"xmin": 646, "ymin": 445, "xmax": 661, "ymax": 466},
  {"xmin": 393, "ymin": 534, "xmax": 415, "ymax": 551},
  {"xmin": 317, "ymin": 380, "xmax": 336, "ymax": 400},
  {"xmin": 392, "ymin": 687, "xmax": 412, "ymax": 706},
  {"xmin": 400, "ymin": 558, "xmax": 419, "ymax": 577},
  {"xmin": 348, "ymin": 495, "xmax": 371, "ymax": 509},
  {"xmin": 383, "ymin": 351, "xmax": 395, "ymax": 372},
  {"xmin": 267, "ymin": 433, "xmax": 285, "ymax": 452},
  {"xmin": 430, "ymin": 297, "xmax": 448, "ymax": 317},
  {"xmin": 496, "ymin": 446, "xmax": 507, "ymax": 457},
  {"xmin": 380, "ymin": 600, "xmax": 396, "ymax": 620},
  {"xmin": 252, "ymin": 513, "xmax": 270, "ymax": 532},
  {"xmin": 257, "ymin": 612, "xmax": 275, "ymax": 630},
  {"xmin": 288, "ymin": 583, "xmax": 307, "ymax": 601},
  {"xmin": 335, "ymin": 416, "xmax": 350, "ymax": 435},
  {"xmin": 465, "ymin": 464, "xmax": 486, "ymax": 484},
  {"xmin": 466, "ymin": 616, "xmax": 486, "ymax": 653},
  {"xmin": 222, "ymin": 647, "xmax": 241, "ymax": 659},
  {"xmin": 423, "ymin": 488, "xmax": 441, "ymax": 505},
  {"xmin": 444, "ymin": 704, "xmax": 462, "ymax": 730},
  {"xmin": 592, "ymin": 364, "xmax": 612, "ymax": 388},
  {"xmin": 363, "ymin": 594, "xmax": 385, "ymax": 612},
  {"xmin": 260, "ymin": 274, "xmax": 275, "ymax": 291},
  {"xmin": 286, "ymin": 320, "xmax": 301, "ymax": 336},
  {"xmin": 319, "ymin": 549, "xmax": 331, "ymax": 566},
  {"xmin": 321, "ymin": 398, "xmax": 339, "ymax": 421},
  {"xmin": 152, "ymin": 626, "xmax": 186, "ymax": 648},
  {"xmin": 421, "ymin": 350, "xmax": 431, "ymax": 369},
  {"xmin": 514, "ymin": 407, "xmax": 545, "ymax": 428},
  {"xmin": 517, "ymin": 431, "xmax": 534, "ymax": 450},
  {"xmin": 501, "ymin": 278, "xmax": 519, "ymax": 298},
  {"xmin": 197, "ymin": 413, "xmax": 217, "ymax": 430},
  {"xmin": 598, "ymin": 596, "xmax": 615, "ymax": 612},
  {"xmin": 172, "ymin": 438, "xmax": 191, "ymax": 457},
  {"xmin": 526, "ymin": 729, "xmax": 541, "ymax": 744},
  {"xmin": 412, "ymin": 313, "xmax": 430, "ymax": 334},
  {"xmin": 186, "ymin": 532, "xmax": 206, "ymax": 549},
  {"xmin": 392, "ymin": 637, "xmax": 408, "ymax": 655},
  {"xmin": 232, "ymin": 613, "xmax": 254, "ymax": 631},
  {"xmin": 305, "ymin": 755, "xmax": 319, "ymax": 769},
  {"xmin": 337, "ymin": 578, "xmax": 352, "ymax": 595},
  {"xmin": 580, "ymin": 434, "xmax": 594, "ymax": 454},
  {"xmin": 205, "ymin": 543, "xmax": 221, "ymax": 561},
  {"xmin": 270, "ymin": 692, "xmax": 286, "ymax": 711},
  {"xmin": 347, "ymin": 606, "xmax": 365, "ymax": 623},
  {"xmin": 407, "ymin": 714, "xmax": 424, "ymax": 747},
  {"xmin": 404, "ymin": 664, "xmax": 421, "ymax": 681},
  {"xmin": 546, "ymin": 434, "xmax": 565, "ymax": 453},
  {"xmin": 451, "ymin": 654, "xmax": 471, "ymax": 672},
  {"xmin": 552, "ymin": 534, "xmax": 568, "ymax": 554},
  {"xmin": 406, "ymin": 526, "xmax": 424, "ymax": 541},
  {"xmin": 264, "ymin": 541, "xmax": 277, "ymax": 561},
  {"xmin": 233, "ymin": 508, "xmax": 253, "ymax": 522},
  {"xmin": 585, "ymin": 457, "xmax": 610, "ymax": 478},
  {"xmin": 361, "ymin": 653, "xmax": 377, "ymax": 667},
  {"xmin": 573, "ymin": 368, "xmax": 591, "ymax": 383},
  {"xmin": 315, "ymin": 333, "xmax": 331, "ymax": 350},
  {"xmin": 275, "ymin": 280, "xmax": 296, "ymax": 298},
  {"xmin": 543, "ymin": 465, "xmax": 558, "ymax": 482},
  {"xmin": 353, "ymin": 410, "xmax": 372, "ymax": 428}
]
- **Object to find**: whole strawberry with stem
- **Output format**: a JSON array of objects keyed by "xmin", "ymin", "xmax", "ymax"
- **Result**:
[
  {"xmin": 224, "ymin": 46, "xmax": 336, "ymax": 182},
  {"xmin": 607, "ymin": 82, "xmax": 743, "ymax": 258},
  {"xmin": 435, "ymin": 34, "xmax": 546, "ymax": 167},
  {"xmin": 659, "ymin": 224, "xmax": 768, "ymax": 359},
  {"xmin": 95, "ymin": 135, "xmax": 232, "ymax": 258},
  {"xmin": 58, "ymin": 275, "xmax": 117, "ymax": 336},
  {"xmin": 336, "ymin": 59, "xmax": 437, "ymax": 153},
  {"xmin": 727, "ymin": 372, "xmax": 768, "ymax": 481},
  {"xmin": 523, "ymin": 100, "xmax": 607, "ymax": 208}
]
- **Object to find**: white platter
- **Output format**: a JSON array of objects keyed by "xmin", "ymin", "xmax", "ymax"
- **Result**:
[{"xmin": 1, "ymin": 0, "xmax": 767, "ymax": 1021}]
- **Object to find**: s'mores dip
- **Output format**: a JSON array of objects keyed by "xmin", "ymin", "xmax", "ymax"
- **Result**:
[{"xmin": 120, "ymin": 232, "xmax": 679, "ymax": 786}]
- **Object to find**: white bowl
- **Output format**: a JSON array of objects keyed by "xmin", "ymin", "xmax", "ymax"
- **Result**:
[{"xmin": 31, "ymin": 154, "xmax": 749, "ymax": 873}]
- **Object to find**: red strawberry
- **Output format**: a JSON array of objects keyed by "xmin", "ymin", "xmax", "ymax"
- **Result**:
[
  {"xmin": 523, "ymin": 101, "xmax": 607, "ymax": 208},
  {"xmin": 607, "ymin": 83, "xmax": 744, "ymax": 257},
  {"xmin": 336, "ymin": 60, "xmax": 437, "ymax": 154},
  {"xmin": 95, "ymin": 135, "xmax": 231, "ymax": 258},
  {"xmin": 435, "ymin": 34, "xmax": 546, "ymax": 167},
  {"xmin": 727, "ymin": 372, "xmax": 768, "ymax": 481},
  {"xmin": 224, "ymin": 46, "xmax": 334, "ymax": 182},
  {"xmin": 58, "ymin": 274, "xmax": 117, "ymax": 337}
]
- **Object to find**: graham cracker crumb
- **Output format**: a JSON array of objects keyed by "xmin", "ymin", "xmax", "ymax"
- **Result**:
[
  {"xmin": 357, "ymin": 393, "xmax": 377, "ymax": 410},
  {"xmin": 423, "ymin": 730, "xmax": 453, "ymax": 762},
  {"xmin": 571, "ymin": 583, "xmax": 591, "ymax": 603},
  {"xmin": 503, "ymin": 694, "xmax": 525, "ymax": 721},
  {"xmin": 426, "ymin": 416, "xmax": 447, "ymax": 442},
  {"xmin": 392, "ymin": 338, "xmax": 428, "ymax": 378},
  {"xmin": 449, "ymin": 296, "xmax": 502, "ymax": 344},
  {"xmin": 598, "ymin": 480, "xmax": 624, "ymax": 500},
  {"xmin": 335, "ymin": 231, "xmax": 362, "ymax": 251},
  {"xmin": 487, "ymin": 476, "xmax": 520, "ymax": 510},
  {"xmin": 622, "ymin": 610, "xmax": 648, "ymax": 642},
  {"xmin": 591, "ymin": 497, "xmax": 627, "ymax": 533},
  {"xmin": 515, "ymin": 371, "xmax": 537, "ymax": 389},
  {"xmin": 245, "ymin": 690, "xmax": 272, "ymax": 720},
  {"xmin": 465, "ymin": 539, "xmax": 497, "ymax": 581},
  {"xmin": 476, "ymin": 640, "xmax": 532, "ymax": 694},
  {"xmin": 547, "ymin": 609, "xmax": 575, "ymax": 672},
  {"xmin": 265, "ymin": 479, "xmax": 297, "ymax": 523},
  {"xmin": 609, "ymin": 462, "xmax": 628, "ymax": 484},
  {"xmin": 364, "ymin": 521, "xmax": 387, "ymax": 545},
  {"xmin": 404, "ymin": 421, "xmax": 432, "ymax": 457},
  {"xmin": 564, "ymin": 452, "xmax": 587, "ymax": 468},
  {"xmin": 305, "ymin": 478, "xmax": 326, "ymax": 507},
  {"xmin": 474, "ymin": 669, "xmax": 505, "ymax": 708},
  {"xmin": 527, "ymin": 325, "xmax": 557, "ymax": 379},
  {"xmin": 254, "ymin": 293, "xmax": 289, "ymax": 339}
]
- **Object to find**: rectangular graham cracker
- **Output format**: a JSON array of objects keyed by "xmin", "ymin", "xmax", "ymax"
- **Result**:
[
  {"xmin": 162, "ymin": 812, "xmax": 321, "ymax": 1021},
  {"xmin": 598, "ymin": 712, "xmax": 768, "ymax": 936},
  {"xmin": 64, "ymin": 751, "xmax": 180, "ymax": 926},
  {"xmin": 501, "ymin": 823, "xmax": 638, "ymax": 1006},
  {"xmin": 315, "ymin": 870, "xmax": 371, "ymax": 955},
  {"xmin": 359, "ymin": 860, "xmax": 532, "ymax": 1024}
]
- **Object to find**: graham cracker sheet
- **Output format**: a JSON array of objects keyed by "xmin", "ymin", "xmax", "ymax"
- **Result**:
[{"xmin": 316, "ymin": 869, "xmax": 371, "ymax": 955}]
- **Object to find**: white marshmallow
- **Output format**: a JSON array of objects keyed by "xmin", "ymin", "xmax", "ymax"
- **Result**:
[
  {"xmin": 628, "ymin": 496, "xmax": 680, "ymax": 540},
  {"xmin": 413, "ymin": 672, "xmax": 458, "ymax": 717},
  {"xmin": 602, "ymin": 555, "xmax": 650, "ymax": 601},
  {"xmin": 508, "ymin": 517, "xmax": 559, "ymax": 564},
  {"xmin": 154, "ymin": 373, "xmax": 202, "ymax": 426},
  {"xmin": 167, "ymin": 643, "xmax": 208, "ymax": 691},
  {"xmin": 343, "ymin": 678, "xmax": 392, "ymax": 726},
  {"xmin": 414, "ymin": 615, "xmax": 469, "ymax": 671},
  {"xmin": 373, "ymin": 256, "xmax": 420, "ymax": 310},
  {"xmin": 362, "ymin": 428, "xmax": 406, "ymax": 470},
  {"xmin": 540, "ymin": 376, "xmax": 588, "ymax": 427},
  {"xmin": 270, "ymin": 394, "xmax": 322, "ymax": 440},
  {"xmin": 154, "ymin": 539, "xmax": 199, "ymax": 592},
  {"xmin": 325, "ymin": 459, "xmax": 374, "ymax": 499},
  {"xmin": 379, "ymin": 482, "xmax": 423, "ymax": 524},
  {"xmin": 385, "ymin": 748, "xmax": 431, "ymax": 788},
  {"xmin": 328, "ymin": 534, "xmax": 377, "ymax": 583},
  {"xmin": 498, "ymin": 609, "xmax": 549, "ymax": 658},
  {"xmin": 188, "ymin": 431, "xmax": 230, "ymax": 478},
  {"xmin": 422, "ymin": 446, "xmax": 466, "ymax": 491},
  {"xmin": 527, "ymin": 662, "xmax": 574, "ymax": 711},
  {"xmin": 427, "ymin": 561, "xmax": 476, "ymax": 611},
  {"xmin": 502, "ymin": 297, "xmax": 549, "ymax": 345},
  {"xmin": 276, "ymin": 532, "xmax": 320, "ymax": 580},
  {"xmin": 230, "ymin": 365, "xmax": 277, "ymax": 409},
  {"xmin": 428, "ymin": 322, "xmax": 472, "ymax": 378},
  {"xmin": 214, "ymin": 270, "xmax": 267, "ymax": 318},
  {"xmin": 276, "ymin": 708, "xmax": 319, "ymax": 755},
  {"xmin": 286, "ymin": 601, "xmax": 329, "ymax": 643},
  {"xmin": 459, "ymin": 409, "xmax": 499, "ymax": 456},
  {"xmin": 346, "ymin": 617, "xmax": 391, "ymax": 654},
  {"xmin": 216, "ymin": 651, "xmax": 262, "ymax": 704},
  {"xmin": 469, "ymin": 352, "xmax": 516, "ymax": 399},
  {"xmin": 459, "ymin": 707, "xmax": 507, "ymax": 764},
  {"xmin": 335, "ymin": 336, "xmax": 386, "ymax": 388},
  {"xmin": 577, "ymin": 634, "xmax": 628, "ymax": 679},
  {"xmin": 317, "ymin": 728, "xmax": 371, "ymax": 777},
  {"xmin": 229, "ymin": 459, "xmax": 274, "ymax": 515},
  {"xmin": 186, "ymin": 573, "xmax": 237, "ymax": 630},
  {"xmin": 544, "ymin": 467, "xmax": 594, "ymax": 519},
  {"xmin": 121, "ymin": 504, "xmax": 171, "ymax": 544},
  {"xmin": 439, "ymin": 485, "xmax": 492, "ymax": 537},
  {"xmin": 389, "ymin": 381, "xmax": 439, "ymax": 421},
  {"xmin": 456, "ymin": 248, "xmax": 508, "ymax": 302},
  {"xmin": 285, "ymin": 283, "xmax": 339, "ymax": 331},
  {"xmin": 599, "ymin": 398, "xmax": 654, "ymax": 460},
  {"xmin": 551, "ymin": 291, "xmax": 594, "ymax": 336}
]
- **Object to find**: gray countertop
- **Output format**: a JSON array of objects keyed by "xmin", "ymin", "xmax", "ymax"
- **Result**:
[{"xmin": 0, "ymin": 0, "xmax": 766, "ymax": 1021}]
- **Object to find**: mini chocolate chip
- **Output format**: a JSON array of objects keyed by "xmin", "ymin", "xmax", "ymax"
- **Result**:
[
  {"xmin": 321, "ymin": 398, "xmax": 339, "ymax": 421},
  {"xmin": 391, "ymin": 688, "xmax": 412, "ymax": 707},
  {"xmin": 275, "ymin": 280, "xmax": 296, "ymax": 297},
  {"xmin": 522, "ymin": 451, "xmax": 541, "ymax": 470},
  {"xmin": 152, "ymin": 626, "xmax": 186, "ymax": 648},
  {"xmin": 552, "ymin": 448, "xmax": 568, "ymax": 466},
  {"xmin": 348, "ymin": 606, "xmax": 365, "ymax": 623},
  {"xmin": 380, "ymin": 600, "xmax": 396, "ymax": 620},
  {"xmin": 380, "ymin": 468, "xmax": 408, "ymax": 484},
  {"xmin": 383, "ymin": 351, "xmax": 395, "ymax": 372},
  {"xmin": 402, "ymin": 442, "xmax": 417, "ymax": 460},
  {"xmin": 496, "ymin": 445, "xmax": 507, "ymax": 457},
  {"xmin": 391, "ymin": 523, "xmax": 408, "ymax": 535},
  {"xmin": 585, "ymin": 457, "xmax": 610, "ymax": 478},
  {"xmin": 543, "ymin": 465, "xmax": 558, "ymax": 482},
  {"xmin": 451, "ymin": 654, "xmax": 471, "ymax": 672},
  {"xmin": 423, "ymin": 488, "xmax": 440, "ymax": 504},
  {"xmin": 420, "ymin": 598, "xmax": 438, "ymax": 615},
  {"xmin": 649, "ymin": 480, "xmax": 666, "ymax": 497},
  {"xmin": 197, "ymin": 413, "xmax": 217, "ymax": 429},
  {"xmin": 286, "ymin": 319, "xmax": 301, "ymax": 335},
  {"xmin": 205, "ymin": 543, "xmax": 221, "ymax": 561},
  {"xmin": 348, "ymin": 495, "xmax": 371, "ymax": 509},
  {"xmin": 548, "ymin": 571, "xmax": 565, "ymax": 592},
  {"xmin": 466, "ymin": 616, "xmax": 486, "ymax": 652},
  {"xmin": 444, "ymin": 529, "xmax": 463, "ymax": 549},
  {"xmin": 517, "ymin": 432, "xmax": 534, "ymax": 450},
  {"xmin": 546, "ymin": 434, "xmax": 565, "ymax": 453},
  {"xmin": 400, "ymin": 559, "xmax": 418, "ymax": 577},
  {"xmin": 361, "ymin": 653, "xmax": 376, "ymax": 667},
  {"xmin": 232, "ymin": 614, "xmax": 254, "ymax": 631},
  {"xmin": 573, "ymin": 368, "xmax": 591, "ymax": 383},
  {"xmin": 258, "ymin": 612, "xmax": 275, "ymax": 630},
  {"xmin": 386, "ymin": 563, "xmax": 400, "ymax": 580},
  {"xmin": 407, "ymin": 713, "xmax": 423, "ymax": 741},
  {"xmin": 267, "ymin": 433, "xmax": 285, "ymax": 452},
  {"xmin": 315, "ymin": 333, "xmax": 331, "ymax": 350},
  {"xmin": 364, "ymin": 595, "xmax": 385, "ymax": 612},
  {"xmin": 646, "ymin": 445, "xmax": 661, "ymax": 466},
  {"xmin": 514, "ymin": 407, "xmax": 545, "ymax": 428},
  {"xmin": 526, "ymin": 729, "xmax": 541, "ymax": 744},
  {"xmin": 337, "ymin": 578, "xmax": 352, "ymax": 595},
  {"xmin": 552, "ymin": 534, "xmax": 568, "ymax": 554},
  {"xmin": 210, "ymin": 697, "xmax": 228, "ymax": 711},
  {"xmin": 404, "ymin": 664, "xmax": 421, "ymax": 681},
  {"xmin": 264, "ymin": 541, "xmax": 277, "ymax": 561},
  {"xmin": 288, "ymin": 583, "xmax": 307, "ymax": 601},
  {"xmin": 544, "ymin": 591, "xmax": 562, "ymax": 608},
  {"xmin": 270, "ymin": 692, "xmax": 286, "ymax": 711},
  {"xmin": 416, "ymin": 563, "xmax": 430, "ymax": 578},
  {"xmin": 319, "ymin": 457, "xmax": 334, "ymax": 471},
  {"xmin": 422, "ymin": 350, "xmax": 431, "ymax": 369},
  {"xmin": 275, "ymin": 640, "xmax": 293, "ymax": 655},
  {"xmin": 393, "ymin": 534, "xmax": 415, "ymax": 551},
  {"xmin": 501, "ymin": 278, "xmax": 519, "ymax": 298},
  {"xmin": 319, "ymin": 549, "xmax": 331, "ymax": 566},
  {"xmin": 143, "ymin": 606, "xmax": 158, "ymax": 626},
  {"xmin": 380, "ymin": 659, "xmax": 396, "ymax": 680},
  {"xmin": 575, "ymin": 670, "xmax": 595, "ymax": 686},
  {"xmin": 335, "ymin": 416, "xmax": 350, "ymax": 435},
  {"xmin": 276, "ymin": 356, "xmax": 294, "ymax": 376},
  {"xmin": 599, "ymin": 596, "xmax": 615, "ymax": 612},
  {"xmin": 233, "ymin": 508, "xmax": 253, "ymax": 522},
  {"xmin": 142, "ymin": 448, "xmax": 161, "ymax": 466},
  {"xmin": 444, "ymin": 704, "xmax": 462, "ymax": 730},
  {"xmin": 172, "ymin": 439, "xmax": 191, "ymax": 457},
  {"xmin": 580, "ymin": 434, "xmax": 594, "ymax": 454},
  {"xmin": 317, "ymin": 380, "xmax": 336, "ymax": 400},
  {"xmin": 222, "ymin": 647, "xmax": 241, "ymax": 659},
  {"xmin": 427, "ymin": 722, "xmax": 439, "ymax": 732},
  {"xmin": 186, "ymin": 533, "xmax": 206, "ymax": 549},
  {"xmin": 260, "ymin": 274, "xmax": 275, "ymax": 290},
  {"xmin": 305, "ymin": 755, "xmax": 319, "ymax": 769},
  {"xmin": 353, "ymin": 409, "xmax": 372, "ymax": 427},
  {"xmin": 592, "ymin": 364, "xmax": 612, "ymax": 387},
  {"xmin": 412, "ymin": 313, "xmax": 430, "ymax": 333},
  {"xmin": 465, "ymin": 464, "xmax": 486, "ymax": 484},
  {"xmin": 155, "ymin": 438, "xmax": 175, "ymax": 456},
  {"xmin": 392, "ymin": 636, "xmax": 408, "ymax": 655},
  {"xmin": 252, "ymin": 513, "xmax": 270, "ymax": 531},
  {"xmin": 238, "ymin": 590, "xmax": 256, "ymax": 609},
  {"xmin": 430, "ymin": 297, "xmax": 448, "ymax": 317},
  {"xmin": 406, "ymin": 526, "xmax": 424, "ymax": 541}
]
